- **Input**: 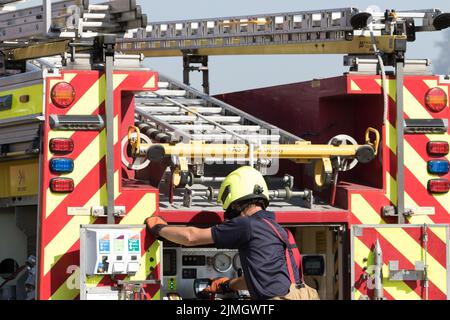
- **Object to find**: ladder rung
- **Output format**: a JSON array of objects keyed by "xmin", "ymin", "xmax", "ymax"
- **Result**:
[
  {"xmin": 137, "ymin": 106, "xmax": 222, "ymax": 114},
  {"xmin": 173, "ymin": 124, "xmax": 261, "ymax": 131},
  {"xmin": 136, "ymin": 97, "xmax": 205, "ymax": 105},
  {"xmin": 157, "ymin": 82, "xmax": 169, "ymax": 88},
  {"xmin": 153, "ymin": 90, "xmax": 187, "ymax": 97},
  {"xmin": 191, "ymin": 134, "xmax": 280, "ymax": 141},
  {"xmin": 154, "ymin": 115, "xmax": 241, "ymax": 123}
]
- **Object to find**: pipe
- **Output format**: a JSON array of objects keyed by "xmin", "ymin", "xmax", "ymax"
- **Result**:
[{"xmin": 144, "ymin": 143, "xmax": 366, "ymax": 161}]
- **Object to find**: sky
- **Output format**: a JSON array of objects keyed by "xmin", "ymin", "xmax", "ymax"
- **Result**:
[
  {"xmin": 138, "ymin": 0, "xmax": 450, "ymax": 94},
  {"xmin": 14, "ymin": 0, "xmax": 450, "ymax": 94}
]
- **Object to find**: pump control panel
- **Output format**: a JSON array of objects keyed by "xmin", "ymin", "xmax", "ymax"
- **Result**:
[{"xmin": 80, "ymin": 225, "xmax": 143, "ymax": 276}]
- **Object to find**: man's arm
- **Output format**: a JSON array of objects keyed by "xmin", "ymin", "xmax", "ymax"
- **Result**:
[
  {"xmin": 159, "ymin": 226, "xmax": 214, "ymax": 247},
  {"xmin": 229, "ymin": 276, "xmax": 247, "ymax": 291}
]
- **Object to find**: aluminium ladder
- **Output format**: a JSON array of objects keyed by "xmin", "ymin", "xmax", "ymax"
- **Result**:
[{"xmin": 117, "ymin": 7, "xmax": 450, "ymax": 57}]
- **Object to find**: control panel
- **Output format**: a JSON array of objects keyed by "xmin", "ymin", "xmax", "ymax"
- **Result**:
[
  {"xmin": 162, "ymin": 247, "xmax": 244, "ymax": 299},
  {"xmin": 80, "ymin": 225, "xmax": 142, "ymax": 276}
]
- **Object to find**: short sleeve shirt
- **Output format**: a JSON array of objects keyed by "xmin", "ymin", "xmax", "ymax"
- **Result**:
[{"xmin": 211, "ymin": 210, "xmax": 298, "ymax": 299}]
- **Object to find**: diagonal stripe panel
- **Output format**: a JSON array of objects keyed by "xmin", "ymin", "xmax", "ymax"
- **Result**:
[
  {"xmin": 40, "ymin": 70, "xmax": 160, "ymax": 300},
  {"xmin": 358, "ymin": 226, "xmax": 446, "ymax": 299},
  {"xmin": 47, "ymin": 191, "xmax": 158, "ymax": 299},
  {"xmin": 353, "ymin": 237, "xmax": 421, "ymax": 300},
  {"xmin": 351, "ymin": 194, "xmax": 447, "ymax": 295},
  {"xmin": 404, "ymin": 140, "xmax": 450, "ymax": 214},
  {"xmin": 45, "ymin": 130, "xmax": 106, "ymax": 218}
]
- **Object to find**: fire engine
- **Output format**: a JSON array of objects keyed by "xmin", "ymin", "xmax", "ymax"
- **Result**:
[{"xmin": 0, "ymin": 0, "xmax": 449, "ymax": 300}]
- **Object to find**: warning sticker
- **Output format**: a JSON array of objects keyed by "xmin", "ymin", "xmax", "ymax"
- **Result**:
[
  {"xmin": 128, "ymin": 234, "xmax": 140, "ymax": 253},
  {"xmin": 113, "ymin": 234, "xmax": 125, "ymax": 252},
  {"xmin": 98, "ymin": 234, "xmax": 110, "ymax": 253}
]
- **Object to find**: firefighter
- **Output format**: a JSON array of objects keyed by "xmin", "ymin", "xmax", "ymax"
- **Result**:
[{"xmin": 145, "ymin": 166, "xmax": 304, "ymax": 300}]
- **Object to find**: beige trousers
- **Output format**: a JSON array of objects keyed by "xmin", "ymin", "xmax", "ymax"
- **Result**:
[{"xmin": 270, "ymin": 284, "xmax": 320, "ymax": 300}]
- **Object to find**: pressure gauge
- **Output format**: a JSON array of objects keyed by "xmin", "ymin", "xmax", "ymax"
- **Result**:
[
  {"xmin": 212, "ymin": 253, "xmax": 232, "ymax": 273},
  {"xmin": 233, "ymin": 254, "xmax": 242, "ymax": 271}
]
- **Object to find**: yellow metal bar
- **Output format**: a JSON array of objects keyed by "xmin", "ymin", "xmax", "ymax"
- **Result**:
[
  {"xmin": 5, "ymin": 40, "xmax": 70, "ymax": 61},
  {"xmin": 145, "ymin": 143, "xmax": 361, "ymax": 160},
  {"xmin": 118, "ymin": 35, "xmax": 404, "ymax": 58}
]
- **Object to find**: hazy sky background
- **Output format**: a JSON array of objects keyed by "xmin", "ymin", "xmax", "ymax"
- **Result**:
[
  {"xmin": 138, "ymin": 0, "xmax": 450, "ymax": 94},
  {"xmin": 14, "ymin": 0, "xmax": 450, "ymax": 93}
]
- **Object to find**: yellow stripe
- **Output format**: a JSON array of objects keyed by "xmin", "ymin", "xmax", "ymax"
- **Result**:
[
  {"xmin": 374, "ymin": 226, "xmax": 447, "ymax": 295},
  {"xmin": 120, "ymin": 193, "xmax": 156, "ymax": 225},
  {"xmin": 404, "ymin": 140, "xmax": 450, "ymax": 212},
  {"xmin": 423, "ymin": 79, "xmax": 449, "ymax": 104},
  {"xmin": 144, "ymin": 75, "xmax": 156, "ymax": 89},
  {"xmin": 403, "ymin": 86, "xmax": 433, "ymax": 119},
  {"xmin": 50, "ymin": 264, "xmax": 81, "ymax": 300},
  {"xmin": 129, "ymin": 239, "xmax": 159, "ymax": 281},
  {"xmin": 46, "ymin": 114, "xmax": 121, "ymax": 218},
  {"xmin": 44, "ymin": 171, "xmax": 119, "ymax": 275},
  {"xmin": 351, "ymin": 193, "xmax": 386, "ymax": 225},
  {"xmin": 113, "ymin": 74, "xmax": 129, "ymax": 90},
  {"xmin": 375, "ymin": 78, "xmax": 397, "ymax": 102},
  {"xmin": 48, "ymin": 73, "xmax": 78, "ymax": 91},
  {"xmin": 385, "ymin": 170, "xmax": 398, "ymax": 206},
  {"xmin": 386, "ymin": 122, "xmax": 397, "ymax": 155},
  {"xmin": 353, "ymin": 237, "xmax": 421, "ymax": 300},
  {"xmin": 350, "ymin": 80, "xmax": 362, "ymax": 92},
  {"xmin": 47, "ymin": 185, "xmax": 158, "ymax": 299},
  {"xmin": 66, "ymin": 75, "xmax": 105, "ymax": 115},
  {"xmin": 65, "ymin": 73, "xmax": 128, "ymax": 116},
  {"xmin": 385, "ymin": 172, "xmax": 448, "ymax": 245},
  {"xmin": 351, "ymin": 194, "xmax": 447, "ymax": 295}
]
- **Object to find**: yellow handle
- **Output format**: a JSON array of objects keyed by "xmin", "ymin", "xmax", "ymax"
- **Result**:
[
  {"xmin": 365, "ymin": 127, "xmax": 380, "ymax": 156},
  {"xmin": 128, "ymin": 126, "xmax": 141, "ymax": 155}
]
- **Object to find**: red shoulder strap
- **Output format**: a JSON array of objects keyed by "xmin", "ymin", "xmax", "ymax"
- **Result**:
[
  {"xmin": 261, "ymin": 218, "xmax": 304, "ymax": 285},
  {"xmin": 284, "ymin": 228, "xmax": 305, "ymax": 284}
]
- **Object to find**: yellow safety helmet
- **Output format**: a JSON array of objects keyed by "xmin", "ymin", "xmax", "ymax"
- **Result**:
[{"xmin": 217, "ymin": 166, "xmax": 269, "ymax": 219}]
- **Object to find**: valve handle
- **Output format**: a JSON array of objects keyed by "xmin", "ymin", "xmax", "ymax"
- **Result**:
[
  {"xmin": 127, "ymin": 125, "xmax": 141, "ymax": 155},
  {"xmin": 365, "ymin": 127, "xmax": 380, "ymax": 156}
]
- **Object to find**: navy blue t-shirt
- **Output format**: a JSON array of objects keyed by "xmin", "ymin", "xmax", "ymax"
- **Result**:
[{"xmin": 211, "ymin": 210, "xmax": 299, "ymax": 299}]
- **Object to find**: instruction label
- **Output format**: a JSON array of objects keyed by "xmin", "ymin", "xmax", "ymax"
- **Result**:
[
  {"xmin": 128, "ymin": 234, "xmax": 140, "ymax": 252},
  {"xmin": 98, "ymin": 234, "xmax": 111, "ymax": 253},
  {"xmin": 113, "ymin": 234, "xmax": 125, "ymax": 252}
]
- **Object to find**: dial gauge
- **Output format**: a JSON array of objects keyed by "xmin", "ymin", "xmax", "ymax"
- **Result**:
[{"xmin": 212, "ymin": 253, "xmax": 232, "ymax": 273}]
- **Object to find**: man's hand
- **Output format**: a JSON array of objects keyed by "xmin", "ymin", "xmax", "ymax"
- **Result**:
[
  {"xmin": 203, "ymin": 277, "xmax": 232, "ymax": 294},
  {"xmin": 145, "ymin": 216, "xmax": 168, "ymax": 240}
]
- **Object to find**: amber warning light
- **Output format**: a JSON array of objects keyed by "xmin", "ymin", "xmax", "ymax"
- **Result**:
[
  {"xmin": 425, "ymin": 87, "xmax": 448, "ymax": 113},
  {"xmin": 51, "ymin": 82, "xmax": 76, "ymax": 108}
]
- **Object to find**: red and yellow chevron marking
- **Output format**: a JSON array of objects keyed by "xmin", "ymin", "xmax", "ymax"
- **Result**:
[
  {"xmin": 38, "ymin": 70, "xmax": 160, "ymax": 300},
  {"xmin": 346, "ymin": 75, "xmax": 450, "ymax": 299},
  {"xmin": 352, "ymin": 224, "xmax": 448, "ymax": 300},
  {"xmin": 347, "ymin": 75, "xmax": 450, "ymax": 225}
]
